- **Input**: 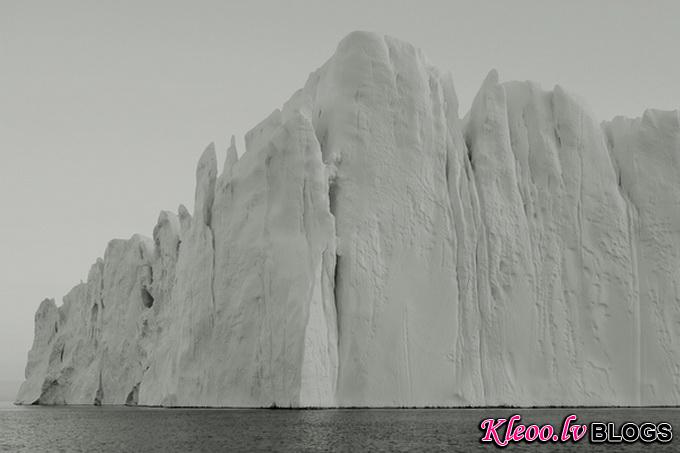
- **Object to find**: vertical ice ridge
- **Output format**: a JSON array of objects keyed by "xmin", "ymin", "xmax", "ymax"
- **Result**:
[
  {"xmin": 466, "ymin": 69, "xmax": 540, "ymax": 403},
  {"xmin": 473, "ymin": 193, "xmax": 489, "ymax": 403},
  {"xmin": 462, "ymin": 138, "xmax": 487, "ymax": 404},
  {"xmin": 601, "ymin": 120, "xmax": 643, "ymax": 404},
  {"xmin": 440, "ymin": 69, "xmax": 485, "ymax": 404},
  {"xmin": 291, "ymin": 110, "xmax": 338, "ymax": 406}
]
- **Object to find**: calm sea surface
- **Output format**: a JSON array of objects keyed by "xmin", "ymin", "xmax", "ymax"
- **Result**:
[{"xmin": 1, "ymin": 402, "xmax": 678, "ymax": 452}]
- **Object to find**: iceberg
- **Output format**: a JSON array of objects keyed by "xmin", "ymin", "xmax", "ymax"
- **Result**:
[{"xmin": 16, "ymin": 32, "xmax": 680, "ymax": 407}]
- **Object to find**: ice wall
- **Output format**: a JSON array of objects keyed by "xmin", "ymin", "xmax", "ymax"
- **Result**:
[
  {"xmin": 16, "ymin": 32, "xmax": 680, "ymax": 407},
  {"xmin": 605, "ymin": 110, "xmax": 680, "ymax": 405}
]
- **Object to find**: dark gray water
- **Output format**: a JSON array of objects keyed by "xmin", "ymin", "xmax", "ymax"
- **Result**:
[{"xmin": 1, "ymin": 402, "xmax": 678, "ymax": 452}]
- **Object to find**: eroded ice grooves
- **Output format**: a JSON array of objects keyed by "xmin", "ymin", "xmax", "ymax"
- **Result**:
[{"xmin": 17, "ymin": 32, "xmax": 680, "ymax": 407}]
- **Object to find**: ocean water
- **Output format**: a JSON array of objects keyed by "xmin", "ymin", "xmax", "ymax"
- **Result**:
[{"xmin": 0, "ymin": 402, "xmax": 678, "ymax": 452}]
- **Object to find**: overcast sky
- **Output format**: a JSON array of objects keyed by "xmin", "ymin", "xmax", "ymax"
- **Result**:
[{"xmin": 1, "ymin": 0, "xmax": 679, "ymax": 387}]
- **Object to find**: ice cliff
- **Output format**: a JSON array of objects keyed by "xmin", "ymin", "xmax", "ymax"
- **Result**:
[{"xmin": 16, "ymin": 32, "xmax": 680, "ymax": 407}]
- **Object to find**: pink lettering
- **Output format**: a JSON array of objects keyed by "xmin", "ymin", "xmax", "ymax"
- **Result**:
[{"xmin": 480, "ymin": 418, "xmax": 508, "ymax": 446}]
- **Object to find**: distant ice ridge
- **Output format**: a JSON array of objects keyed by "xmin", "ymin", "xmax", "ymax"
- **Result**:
[{"xmin": 17, "ymin": 32, "xmax": 680, "ymax": 407}]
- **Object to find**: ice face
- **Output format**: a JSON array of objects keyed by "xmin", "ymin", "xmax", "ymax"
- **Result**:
[{"xmin": 16, "ymin": 32, "xmax": 680, "ymax": 407}]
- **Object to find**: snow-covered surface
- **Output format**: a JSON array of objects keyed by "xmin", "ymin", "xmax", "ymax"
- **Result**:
[{"xmin": 16, "ymin": 32, "xmax": 680, "ymax": 407}]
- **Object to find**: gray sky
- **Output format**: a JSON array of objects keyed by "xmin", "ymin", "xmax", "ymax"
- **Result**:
[{"xmin": 1, "ymin": 0, "xmax": 679, "ymax": 385}]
